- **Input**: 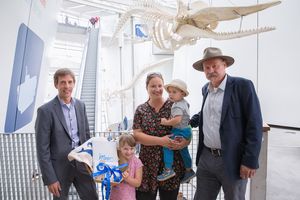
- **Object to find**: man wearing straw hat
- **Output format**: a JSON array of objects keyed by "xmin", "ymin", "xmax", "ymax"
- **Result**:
[{"xmin": 190, "ymin": 47, "xmax": 263, "ymax": 200}]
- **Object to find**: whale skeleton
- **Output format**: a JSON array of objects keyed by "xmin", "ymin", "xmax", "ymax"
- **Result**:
[{"xmin": 112, "ymin": 0, "xmax": 281, "ymax": 51}]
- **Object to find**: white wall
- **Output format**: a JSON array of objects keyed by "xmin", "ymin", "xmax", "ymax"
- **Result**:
[
  {"xmin": 173, "ymin": 0, "xmax": 299, "ymax": 128},
  {"xmin": 100, "ymin": 16, "xmax": 174, "ymax": 130},
  {"xmin": 0, "ymin": 0, "xmax": 61, "ymax": 133},
  {"xmin": 61, "ymin": 0, "xmax": 297, "ymax": 130},
  {"xmin": 173, "ymin": 0, "xmax": 259, "ymax": 119},
  {"xmin": 100, "ymin": 40, "xmax": 174, "ymax": 129},
  {"xmin": 100, "ymin": 0, "xmax": 300, "ymax": 129},
  {"xmin": 258, "ymin": 0, "xmax": 300, "ymax": 128}
]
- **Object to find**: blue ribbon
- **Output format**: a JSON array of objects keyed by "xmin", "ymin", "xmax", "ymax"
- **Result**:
[{"xmin": 92, "ymin": 162, "xmax": 128, "ymax": 200}]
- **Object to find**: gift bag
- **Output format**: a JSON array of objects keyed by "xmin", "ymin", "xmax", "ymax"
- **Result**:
[
  {"xmin": 92, "ymin": 137, "xmax": 121, "ymax": 183},
  {"xmin": 68, "ymin": 138, "xmax": 93, "ymax": 172},
  {"xmin": 68, "ymin": 137, "xmax": 127, "ymax": 200}
]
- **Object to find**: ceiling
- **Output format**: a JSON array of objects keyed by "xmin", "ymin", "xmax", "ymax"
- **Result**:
[
  {"xmin": 61, "ymin": 0, "xmax": 178, "ymax": 19},
  {"xmin": 51, "ymin": 0, "xmax": 180, "ymax": 79}
]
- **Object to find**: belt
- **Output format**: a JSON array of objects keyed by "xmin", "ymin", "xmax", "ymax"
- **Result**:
[{"xmin": 204, "ymin": 145, "xmax": 222, "ymax": 157}]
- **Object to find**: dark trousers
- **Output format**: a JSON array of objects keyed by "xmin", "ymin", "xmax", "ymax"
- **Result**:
[
  {"xmin": 136, "ymin": 187, "xmax": 179, "ymax": 200},
  {"xmin": 193, "ymin": 148, "xmax": 247, "ymax": 200},
  {"xmin": 53, "ymin": 162, "xmax": 98, "ymax": 200}
]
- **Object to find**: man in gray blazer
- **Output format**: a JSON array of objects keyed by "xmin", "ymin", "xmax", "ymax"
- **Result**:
[{"xmin": 35, "ymin": 68, "xmax": 98, "ymax": 200}]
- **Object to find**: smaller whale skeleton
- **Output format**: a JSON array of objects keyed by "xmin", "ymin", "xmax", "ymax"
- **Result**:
[{"xmin": 112, "ymin": 0, "xmax": 281, "ymax": 51}]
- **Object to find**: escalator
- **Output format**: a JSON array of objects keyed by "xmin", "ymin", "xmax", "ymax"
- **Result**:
[{"xmin": 80, "ymin": 28, "xmax": 99, "ymax": 133}]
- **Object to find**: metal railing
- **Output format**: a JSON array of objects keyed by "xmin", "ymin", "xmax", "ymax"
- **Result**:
[
  {"xmin": 0, "ymin": 133, "xmax": 51, "ymax": 200},
  {"xmin": 0, "ymin": 130, "xmax": 219, "ymax": 200}
]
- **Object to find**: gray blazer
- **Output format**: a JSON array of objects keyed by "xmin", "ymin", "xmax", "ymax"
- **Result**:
[{"xmin": 35, "ymin": 96, "xmax": 91, "ymax": 185}]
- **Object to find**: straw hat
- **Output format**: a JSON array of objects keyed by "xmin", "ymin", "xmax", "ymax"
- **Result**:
[
  {"xmin": 164, "ymin": 79, "xmax": 189, "ymax": 97},
  {"xmin": 193, "ymin": 47, "xmax": 234, "ymax": 71}
]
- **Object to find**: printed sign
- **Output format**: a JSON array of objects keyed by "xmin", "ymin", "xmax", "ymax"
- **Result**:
[{"xmin": 5, "ymin": 23, "xmax": 44, "ymax": 133}]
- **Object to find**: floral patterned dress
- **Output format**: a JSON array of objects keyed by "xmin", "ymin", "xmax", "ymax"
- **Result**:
[{"xmin": 133, "ymin": 99, "xmax": 185, "ymax": 193}]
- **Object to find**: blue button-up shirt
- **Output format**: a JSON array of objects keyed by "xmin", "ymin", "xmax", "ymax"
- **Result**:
[
  {"xmin": 202, "ymin": 75, "xmax": 227, "ymax": 149},
  {"xmin": 58, "ymin": 97, "xmax": 79, "ymax": 148}
]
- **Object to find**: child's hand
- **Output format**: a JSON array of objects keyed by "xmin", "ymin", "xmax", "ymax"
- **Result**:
[
  {"xmin": 174, "ymin": 136, "xmax": 183, "ymax": 143},
  {"xmin": 122, "ymin": 170, "xmax": 129, "ymax": 180},
  {"xmin": 161, "ymin": 118, "xmax": 168, "ymax": 125}
]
